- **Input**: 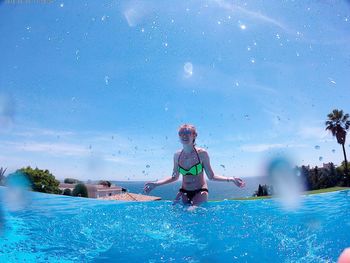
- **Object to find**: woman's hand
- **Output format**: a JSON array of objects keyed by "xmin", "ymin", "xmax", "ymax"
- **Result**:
[
  {"xmin": 232, "ymin": 177, "xmax": 245, "ymax": 188},
  {"xmin": 144, "ymin": 182, "xmax": 157, "ymax": 194}
]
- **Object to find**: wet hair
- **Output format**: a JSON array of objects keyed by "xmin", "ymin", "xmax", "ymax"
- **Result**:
[{"xmin": 178, "ymin": 124, "xmax": 197, "ymax": 144}]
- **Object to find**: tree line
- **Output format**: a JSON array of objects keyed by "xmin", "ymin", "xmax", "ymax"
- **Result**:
[
  {"xmin": 255, "ymin": 108, "xmax": 350, "ymax": 197},
  {"xmin": 254, "ymin": 161, "xmax": 349, "ymax": 197},
  {"xmin": 0, "ymin": 166, "xmax": 114, "ymax": 198}
]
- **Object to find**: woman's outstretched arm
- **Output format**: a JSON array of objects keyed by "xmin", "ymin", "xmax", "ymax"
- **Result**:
[
  {"xmin": 144, "ymin": 153, "xmax": 180, "ymax": 194},
  {"xmin": 201, "ymin": 151, "xmax": 245, "ymax": 188}
]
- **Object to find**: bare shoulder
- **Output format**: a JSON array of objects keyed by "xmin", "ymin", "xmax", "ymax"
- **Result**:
[
  {"xmin": 173, "ymin": 150, "xmax": 182, "ymax": 160},
  {"xmin": 196, "ymin": 147, "xmax": 209, "ymax": 158}
]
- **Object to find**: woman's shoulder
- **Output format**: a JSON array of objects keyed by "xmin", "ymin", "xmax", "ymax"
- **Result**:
[
  {"xmin": 174, "ymin": 150, "xmax": 182, "ymax": 158},
  {"xmin": 196, "ymin": 147, "xmax": 208, "ymax": 156}
]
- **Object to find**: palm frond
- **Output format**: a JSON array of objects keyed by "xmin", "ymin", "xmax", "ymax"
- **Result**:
[
  {"xmin": 0, "ymin": 167, "xmax": 7, "ymax": 177},
  {"xmin": 326, "ymin": 109, "xmax": 350, "ymax": 143}
]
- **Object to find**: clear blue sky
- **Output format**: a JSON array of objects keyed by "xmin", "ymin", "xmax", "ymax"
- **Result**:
[{"xmin": 1, "ymin": 0, "xmax": 349, "ymax": 181}]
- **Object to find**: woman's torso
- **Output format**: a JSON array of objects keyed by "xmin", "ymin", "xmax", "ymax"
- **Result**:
[{"xmin": 177, "ymin": 147, "xmax": 208, "ymax": 191}]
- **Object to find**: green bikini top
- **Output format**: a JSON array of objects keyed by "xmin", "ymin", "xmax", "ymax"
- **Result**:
[{"xmin": 178, "ymin": 148, "xmax": 203, "ymax": 176}]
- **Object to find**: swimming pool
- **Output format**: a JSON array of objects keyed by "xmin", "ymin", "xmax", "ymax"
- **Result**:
[{"xmin": 1, "ymin": 188, "xmax": 349, "ymax": 262}]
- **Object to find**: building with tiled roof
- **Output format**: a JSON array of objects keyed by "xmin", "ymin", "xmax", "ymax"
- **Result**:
[{"xmin": 59, "ymin": 183, "xmax": 124, "ymax": 198}]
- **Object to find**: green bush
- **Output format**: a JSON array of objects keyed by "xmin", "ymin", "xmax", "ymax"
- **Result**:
[
  {"xmin": 254, "ymin": 184, "xmax": 272, "ymax": 197},
  {"xmin": 8, "ymin": 166, "xmax": 60, "ymax": 194},
  {"xmin": 72, "ymin": 183, "xmax": 88, "ymax": 198},
  {"xmin": 64, "ymin": 178, "xmax": 81, "ymax": 184},
  {"xmin": 63, "ymin": 188, "xmax": 72, "ymax": 196}
]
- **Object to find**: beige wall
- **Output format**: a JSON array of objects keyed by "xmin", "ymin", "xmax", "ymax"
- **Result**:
[
  {"xmin": 86, "ymin": 185, "xmax": 122, "ymax": 198},
  {"xmin": 59, "ymin": 183, "xmax": 123, "ymax": 198}
]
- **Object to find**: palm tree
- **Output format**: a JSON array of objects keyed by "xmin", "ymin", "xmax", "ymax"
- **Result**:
[
  {"xmin": 325, "ymin": 109, "xmax": 350, "ymax": 185},
  {"xmin": 0, "ymin": 167, "xmax": 6, "ymax": 185}
]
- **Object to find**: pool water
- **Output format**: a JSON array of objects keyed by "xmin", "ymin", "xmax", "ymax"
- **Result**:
[{"xmin": 0, "ymin": 188, "xmax": 349, "ymax": 262}]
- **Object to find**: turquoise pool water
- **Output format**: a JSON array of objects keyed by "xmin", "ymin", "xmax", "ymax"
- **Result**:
[{"xmin": 0, "ymin": 188, "xmax": 349, "ymax": 262}]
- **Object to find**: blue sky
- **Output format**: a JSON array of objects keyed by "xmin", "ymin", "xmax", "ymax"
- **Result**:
[{"xmin": 0, "ymin": 0, "xmax": 350, "ymax": 181}]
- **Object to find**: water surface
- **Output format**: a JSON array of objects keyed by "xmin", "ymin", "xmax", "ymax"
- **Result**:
[{"xmin": 1, "ymin": 188, "xmax": 349, "ymax": 262}]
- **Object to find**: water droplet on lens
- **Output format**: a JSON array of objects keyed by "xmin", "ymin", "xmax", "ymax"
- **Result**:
[
  {"xmin": 0, "ymin": 94, "xmax": 15, "ymax": 130},
  {"xmin": 184, "ymin": 62, "xmax": 193, "ymax": 78},
  {"xmin": 104, "ymin": 76, "xmax": 109, "ymax": 85},
  {"xmin": 4, "ymin": 171, "xmax": 32, "ymax": 212},
  {"xmin": 266, "ymin": 156, "xmax": 304, "ymax": 210},
  {"xmin": 328, "ymin": 78, "xmax": 336, "ymax": 85}
]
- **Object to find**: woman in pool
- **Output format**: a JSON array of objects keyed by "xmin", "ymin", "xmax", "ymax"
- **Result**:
[{"xmin": 144, "ymin": 124, "xmax": 245, "ymax": 206}]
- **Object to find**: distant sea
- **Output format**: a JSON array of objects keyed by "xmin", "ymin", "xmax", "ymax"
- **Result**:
[{"xmin": 112, "ymin": 176, "xmax": 269, "ymax": 201}]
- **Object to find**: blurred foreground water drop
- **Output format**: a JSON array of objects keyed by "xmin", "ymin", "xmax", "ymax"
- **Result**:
[
  {"xmin": 266, "ymin": 156, "xmax": 305, "ymax": 210},
  {"xmin": 0, "ymin": 93, "xmax": 15, "ymax": 131},
  {"xmin": 0, "ymin": 193, "xmax": 4, "ymax": 235},
  {"xmin": 4, "ymin": 171, "xmax": 32, "ymax": 212}
]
